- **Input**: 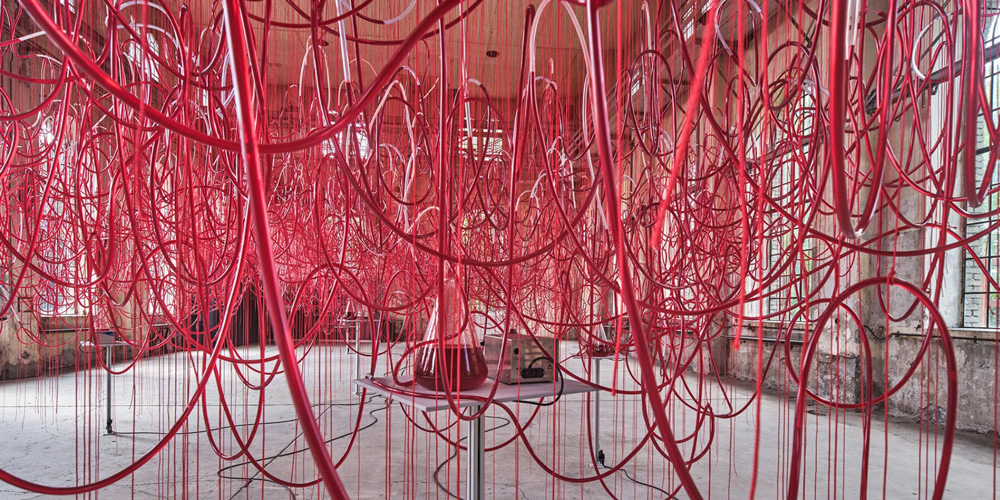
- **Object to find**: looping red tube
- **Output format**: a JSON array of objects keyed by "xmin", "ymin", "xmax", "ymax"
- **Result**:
[{"xmin": 0, "ymin": 0, "xmax": 991, "ymax": 497}]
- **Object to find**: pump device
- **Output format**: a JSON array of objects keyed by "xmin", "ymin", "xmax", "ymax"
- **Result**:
[{"xmin": 483, "ymin": 332, "xmax": 558, "ymax": 385}]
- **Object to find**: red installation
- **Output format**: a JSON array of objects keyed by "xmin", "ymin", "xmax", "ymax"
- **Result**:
[{"xmin": 0, "ymin": 0, "xmax": 997, "ymax": 498}]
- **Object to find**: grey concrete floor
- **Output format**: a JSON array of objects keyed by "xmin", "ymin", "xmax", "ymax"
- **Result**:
[{"xmin": 0, "ymin": 343, "xmax": 995, "ymax": 499}]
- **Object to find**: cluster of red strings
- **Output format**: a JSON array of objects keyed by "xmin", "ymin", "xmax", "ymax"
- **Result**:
[{"xmin": 0, "ymin": 0, "xmax": 996, "ymax": 498}]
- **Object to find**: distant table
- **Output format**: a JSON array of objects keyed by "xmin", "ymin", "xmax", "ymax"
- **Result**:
[
  {"xmin": 80, "ymin": 340, "xmax": 130, "ymax": 435},
  {"xmin": 353, "ymin": 376, "xmax": 597, "ymax": 500},
  {"xmin": 338, "ymin": 318, "xmax": 372, "ymax": 395}
]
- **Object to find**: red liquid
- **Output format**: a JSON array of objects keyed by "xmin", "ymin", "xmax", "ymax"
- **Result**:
[
  {"xmin": 413, "ymin": 346, "xmax": 488, "ymax": 392},
  {"xmin": 590, "ymin": 343, "xmax": 615, "ymax": 358}
]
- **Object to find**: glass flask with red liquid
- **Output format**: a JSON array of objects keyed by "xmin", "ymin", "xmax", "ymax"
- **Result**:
[
  {"xmin": 588, "ymin": 323, "xmax": 616, "ymax": 357},
  {"xmin": 413, "ymin": 268, "xmax": 488, "ymax": 392}
]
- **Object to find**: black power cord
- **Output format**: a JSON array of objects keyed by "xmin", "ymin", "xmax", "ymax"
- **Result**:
[
  {"xmin": 596, "ymin": 451, "xmax": 672, "ymax": 497},
  {"xmin": 116, "ymin": 399, "xmax": 372, "ymax": 438},
  {"xmin": 220, "ymin": 395, "xmax": 386, "ymax": 499},
  {"xmin": 514, "ymin": 357, "xmax": 564, "ymax": 407},
  {"xmin": 113, "ymin": 395, "xmax": 382, "ymax": 499}
]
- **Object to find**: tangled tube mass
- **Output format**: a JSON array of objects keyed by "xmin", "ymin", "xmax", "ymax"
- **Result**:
[{"xmin": 0, "ymin": 0, "xmax": 995, "ymax": 498}]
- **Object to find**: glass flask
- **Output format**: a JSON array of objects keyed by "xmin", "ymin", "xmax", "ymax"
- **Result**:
[
  {"xmin": 413, "ymin": 268, "xmax": 488, "ymax": 392},
  {"xmin": 588, "ymin": 323, "xmax": 616, "ymax": 357}
]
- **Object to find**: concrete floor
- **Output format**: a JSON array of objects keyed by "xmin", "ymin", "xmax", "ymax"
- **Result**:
[{"xmin": 0, "ymin": 343, "xmax": 996, "ymax": 499}]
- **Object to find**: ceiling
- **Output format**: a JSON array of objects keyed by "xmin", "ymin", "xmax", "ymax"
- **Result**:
[
  {"xmin": 182, "ymin": 0, "xmax": 647, "ymax": 100},
  {"xmin": 8, "ymin": 0, "xmax": 659, "ymax": 118}
]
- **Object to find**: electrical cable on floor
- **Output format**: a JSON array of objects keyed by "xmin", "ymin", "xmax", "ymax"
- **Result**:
[
  {"xmin": 115, "ymin": 398, "xmax": 373, "ymax": 437},
  {"xmin": 112, "ymin": 395, "xmax": 384, "ymax": 498},
  {"xmin": 595, "ymin": 451, "xmax": 672, "ymax": 497},
  {"xmin": 219, "ymin": 395, "xmax": 386, "ymax": 499}
]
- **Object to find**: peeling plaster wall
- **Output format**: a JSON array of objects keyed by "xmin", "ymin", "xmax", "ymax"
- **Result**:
[
  {"xmin": 730, "ymin": 330, "xmax": 862, "ymax": 405},
  {"xmin": 0, "ymin": 314, "xmax": 84, "ymax": 380},
  {"xmin": 882, "ymin": 335, "xmax": 999, "ymax": 433}
]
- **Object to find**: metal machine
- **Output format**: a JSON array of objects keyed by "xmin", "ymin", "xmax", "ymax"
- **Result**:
[{"xmin": 483, "ymin": 332, "xmax": 558, "ymax": 384}]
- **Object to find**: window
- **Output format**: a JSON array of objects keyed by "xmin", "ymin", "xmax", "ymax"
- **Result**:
[
  {"xmin": 38, "ymin": 116, "xmax": 56, "ymax": 146},
  {"xmin": 38, "ymin": 261, "xmax": 87, "ymax": 317},
  {"xmin": 765, "ymin": 225, "xmax": 815, "ymax": 316},
  {"xmin": 322, "ymin": 122, "xmax": 371, "ymax": 160},
  {"xmin": 124, "ymin": 32, "xmax": 160, "ymax": 80},
  {"xmin": 681, "ymin": 1, "xmax": 695, "ymax": 40},
  {"xmin": 36, "ymin": 115, "xmax": 93, "ymax": 317},
  {"xmin": 458, "ymin": 127, "xmax": 505, "ymax": 161},
  {"xmin": 760, "ymin": 83, "xmax": 817, "ymax": 317},
  {"xmin": 962, "ymin": 18, "xmax": 1000, "ymax": 328}
]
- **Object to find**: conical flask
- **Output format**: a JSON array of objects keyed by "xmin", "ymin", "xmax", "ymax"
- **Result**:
[{"xmin": 413, "ymin": 268, "xmax": 488, "ymax": 391}]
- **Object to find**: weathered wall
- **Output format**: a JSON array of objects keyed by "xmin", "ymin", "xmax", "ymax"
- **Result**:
[
  {"xmin": 880, "ymin": 335, "xmax": 998, "ymax": 433},
  {"xmin": 731, "ymin": 327, "xmax": 862, "ymax": 404},
  {"xmin": 0, "ymin": 315, "xmax": 84, "ymax": 380},
  {"xmin": 721, "ymin": 0, "xmax": 1000, "ymax": 437}
]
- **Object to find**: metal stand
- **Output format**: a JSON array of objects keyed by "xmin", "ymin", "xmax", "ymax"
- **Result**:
[
  {"xmin": 353, "ymin": 376, "xmax": 598, "ymax": 500},
  {"xmin": 354, "ymin": 324, "xmax": 362, "ymax": 395},
  {"xmin": 105, "ymin": 345, "xmax": 114, "ymax": 435},
  {"xmin": 467, "ymin": 405, "xmax": 485, "ymax": 500},
  {"xmin": 339, "ymin": 319, "xmax": 364, "ymax": 395},
  {"xmin": 594, "ymin": 358, "xmax": 602, "ymax": 463},
  {"xmin": 81, "ymin": 340, "xmax": 125, "ymax": 436}
]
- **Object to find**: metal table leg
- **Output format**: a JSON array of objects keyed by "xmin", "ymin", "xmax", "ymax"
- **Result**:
[
  {"xmin": 105, "ymin": 346, "xmax": 114, "ymax": 435},
  {"xmin": 594, "ymin": 358, "xmax": 602, "ymax": 464},
  {"xmin": 354, "ymin": 324, "xmax": 362, "ymax": 395},
  {"xmin": 467, "ymin": 406, "xmax": 485, "ymax": 500}
]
